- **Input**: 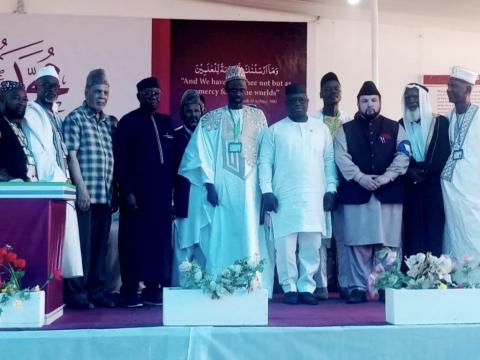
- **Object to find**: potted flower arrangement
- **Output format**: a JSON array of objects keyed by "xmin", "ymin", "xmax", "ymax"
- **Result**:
[
  {"xmin": 163, "ymin": 255, "xmax": 268, "ymax": 326},
  {"xmin": 370, "ymin": 251, "xmax": 480, "ymax": 325},
  {"xmin": 0, "ymin": 245, "xmax": 61, "ymax": 328}
]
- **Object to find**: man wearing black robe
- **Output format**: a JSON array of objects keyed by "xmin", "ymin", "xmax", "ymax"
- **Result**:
[
  {"xmin": 0, "ymin": 81, "xmax": 37, "ymax": 182},
  {"xmin": 400, "ymin": 83, "xmax": 450, "ymax": 257},
  {"xmin": 115, "ymin": 77, "xmax": 174, "ymax": 307}
]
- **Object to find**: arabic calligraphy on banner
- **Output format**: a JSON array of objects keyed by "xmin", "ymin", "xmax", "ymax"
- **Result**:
[
  {"xmin": 166, "ymin": 20, "xmax": 307, "ymax": 125},
  {"xmin": 0, "ymin": 37, "xmax": 69, "ymax": 112}
]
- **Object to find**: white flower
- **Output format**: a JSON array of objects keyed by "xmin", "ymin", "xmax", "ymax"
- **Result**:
[
  {"xmin": 209, "ymin": 281, "xmax": 217, "ymax": 291},
  {"xmin": 179, "ymin": 260, "xmax": 192, "ymax": 273},
  {"xmin": 194, "ymin": 270, "xmax": 203, "ymax": 282},
  {"xmin": 250, "ymin": 276, "xmax": 261, "ymax": 290}
]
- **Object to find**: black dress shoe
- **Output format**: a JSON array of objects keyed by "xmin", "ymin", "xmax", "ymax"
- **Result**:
[
  {"xmin": 313, "ymin": 287, "xmax": 328, "ymax": 300},
  {"xmin": 299, "ymin": 292, "xmax": 319, "ymax": 305},
  {"xmin": 346, "ymin": 289, "xmax": 367, "ymax": 304},
  {"xmin": 142, "ymin": 289, "xmax": 163, "ymax": 306},
  {"xmin": 66, "ymin": 298, "xmax": 95, "ymax": 310},
  {"xmin": 283, "ymin": 291, "xmax": 299, "ymax": 305},
  {"xmin": 123, "ymin": 293, "xmax": 143, "ymax": 308},
  {"xmin": 91, "ymin": 296, "xmax": 116, "ymax": 308},
  {"xmin": 339, "ymin": 287, "xmax": 349, "ymax": 300}
]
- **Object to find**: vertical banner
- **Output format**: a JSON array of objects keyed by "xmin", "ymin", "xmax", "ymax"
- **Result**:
[
  {"xmin": 160, "ymin": 20, "xmax": 307, "ymax": 125},
  {"xmin": 423, "ymin": 75, "xmax": 480, "ymax": 115}
]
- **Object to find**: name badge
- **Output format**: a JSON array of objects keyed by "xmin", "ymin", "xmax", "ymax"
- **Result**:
[
  {"xmin": 228, "ymin": 142, "xmax": 242, "ymax": 153},
  {"xmin": 453, "ymin": 149, "xmax": 464, "ymax": 160}
]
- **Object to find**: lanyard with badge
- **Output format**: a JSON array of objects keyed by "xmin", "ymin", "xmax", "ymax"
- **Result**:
[
  {"xmin": 228, "ymin": 108, "xmax": 243, "ymax": 153},
  {"xmin": 452, "ymin": 106, "xmax": 470, "ymax": 161}
]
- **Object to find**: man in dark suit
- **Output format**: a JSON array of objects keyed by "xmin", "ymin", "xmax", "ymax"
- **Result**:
[{"xmin": 171, "ymin": 89, "xmax": 205, "ymax": 285}]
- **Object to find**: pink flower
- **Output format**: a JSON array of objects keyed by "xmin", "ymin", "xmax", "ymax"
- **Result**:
[{"xmin": 462, "ymin": 255, "xmax": 474, "ymax": 263}]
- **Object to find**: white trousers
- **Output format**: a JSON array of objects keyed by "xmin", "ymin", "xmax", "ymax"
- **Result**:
[
  {"xmin": 275, "ymin": 232, "xmax": 322, "ymax": 293},
  {"xmin": 313, "ymin": 244, "xmax": 328, "ymax": 289}
]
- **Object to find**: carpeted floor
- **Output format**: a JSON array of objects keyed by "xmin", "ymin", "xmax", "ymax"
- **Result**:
[{"xmin": 43, "ymin": 293, "xmax": 386, "ymax": 330}]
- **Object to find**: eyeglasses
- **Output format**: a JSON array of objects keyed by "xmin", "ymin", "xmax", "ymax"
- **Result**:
[{"xmin": 140, "ymin": 89, "xmax": 161, "ymax": 97}]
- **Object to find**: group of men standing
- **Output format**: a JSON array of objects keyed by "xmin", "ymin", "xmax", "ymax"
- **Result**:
[{"xmin": 0, "ymin": 63, "xmax": 478, "ymax": 308}]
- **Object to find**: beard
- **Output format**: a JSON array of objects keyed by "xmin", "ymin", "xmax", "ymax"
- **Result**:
[
  {"xmin": 404, "ymin": 108, "xmax": 421, "ymax": 123},
  {"xmin": 362, "ymin": 109, "xmax": 380, "ymax": 120}
]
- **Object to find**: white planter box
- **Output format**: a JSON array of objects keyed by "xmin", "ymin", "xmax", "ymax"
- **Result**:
[
  {"xmin": 163, "ymin": 287, "xmax": 268, "ymax": 326},
  {"xmin": 386, "ymin": 288, "xmax": 480, "ymax": 325},
  {"xmin": 0, "ymin": 291, "xmax": 45, "ymax": 328}
]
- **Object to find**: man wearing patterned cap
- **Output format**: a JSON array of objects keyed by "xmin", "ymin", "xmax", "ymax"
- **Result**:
[
  {"xmin": 171, "ymin": 89, "xmax": 205, "ymax": 285},
  {"xmin": 63, "ymin": 69, "xmax": 116, "ymax": 309},
  {"xmin": 400, "ymin": 83, "xmax": 450, "ymax": 258},
  {"xmin": 22, "ymin": 65, "xmax": 83, "ymax": 282},
  {"xmin": 259, "ymin": 83, "xmax": 337, "ymax": 305},
  {"xmin": 335, "ymin": 81, "xmax": 410, "ymax": 303},
  {"xmin": 0, "ymin": 81, "xmax": 37, "ymax": 182},
  {"xmin": 442, "ymin": 66, "xmax": 480, "ymax": 261},
  {"xmin": 313, "ymin": 72, "xmax": 352, "ymax": 300},
  {"xmin": 179, "ymin": 65, "xmax": 274, "ymax": 295},
  {"xmin": 115, "ymin": 77, "xmax": 174, "ymax": 307}
]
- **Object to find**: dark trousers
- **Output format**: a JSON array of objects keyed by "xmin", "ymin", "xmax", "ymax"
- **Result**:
[{"xmin": 64, "ymin": 204, "xmax": 112, "ymax": 302}]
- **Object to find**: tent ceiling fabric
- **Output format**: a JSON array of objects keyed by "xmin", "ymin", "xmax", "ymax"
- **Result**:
[{"xmin": 195, "ymin": 0, "xmax": 480, "ymax": 22}]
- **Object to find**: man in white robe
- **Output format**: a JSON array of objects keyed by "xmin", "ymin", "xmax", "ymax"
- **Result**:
[
  {"xmin": 179, "ymin": 66, "xmax": 274, "ymax": 295},
  {"xmin": 259, "ymin": 83, "xmax": 337, "ymax": 305},
  {"xmin": 441, "ymin": 66, "xmax": 480, "ymax": 260},
  {"xmin": 313, "ymin": 72, "xmax": 352, "ymax": 300},
  {"xmin": 22, "ymin": 65, "xmax": 83, "ymax": 279}
]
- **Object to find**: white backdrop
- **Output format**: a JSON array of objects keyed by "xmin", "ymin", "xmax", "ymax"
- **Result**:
[{"xmin": 0, "ymin": 14, "xmax": 151, "ymax": 118}]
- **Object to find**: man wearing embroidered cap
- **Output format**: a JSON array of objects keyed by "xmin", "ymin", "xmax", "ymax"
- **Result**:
[
  {"xmin": 63, "ymin": 69, "xmax": 115, "ymax": 309},
  {"xmin": 441, "ymin": 66, "xmax": 480, "ymax": 260},
  {"xmin": 258, "ymin": 84, "xmax": 337, "ymax": 305},
  {"xmin": 335, "ymin": 81, "xmax": 410, "ymax": 303},
  {"xmin": 0, "ymin": 81, "xmax": 37, "ymax": 182},
  {"xmin": 115, "ymin": 77, "xmax": 175, "ymax": 307},
  {"xmin": 171, "ymin": 89, "xmax": 205, "ymax": 285},
  {"xmin": 400, "ymin": 83, "xmax": 450, "ymax": 258},
  {"xmin": 22, "ymin": 65, "xmax": 83, "ymax": 284},
  {"xmin": 179, "ymin": 65, "xmax": 274, "ymax": 295}
]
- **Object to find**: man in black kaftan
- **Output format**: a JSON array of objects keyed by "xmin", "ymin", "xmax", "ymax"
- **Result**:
[
  {"xmin": 400, "ymin": 83, "xmax": 450, "ymax": 257},
  {"xmin": 115, "ymin": 77, "xmax": 174, "ymax": 307}
]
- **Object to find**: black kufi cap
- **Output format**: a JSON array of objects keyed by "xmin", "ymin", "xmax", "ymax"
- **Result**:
[
  {"xmin": 357, "ymin": 81, "xmax": 381, "ymax": 98},
  {"xmin": 320, "ymin": 72, "xmax": 340, "ymax": 88},
  {"xmin": 137, "ymin": 77, "xmax": 160, "ymax": 92},
  {"xmin": 285, "ymin": 83, "xmax": 306, "ymax": 96}
]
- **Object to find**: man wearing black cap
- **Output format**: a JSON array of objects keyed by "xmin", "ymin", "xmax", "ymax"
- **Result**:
[
  {"xmin": 115, "ymin": 77, "xmax": 174, "ymax": 307},
  {"xmin": 63, "ymin": 69, "xmax": 116, "ymax": 309},
  {"xmin": 335, "ymin": 81, "xmax": 410, "ymax": 303},
  {"xmin": 258, "ymin": 84, "xmax": 337, "ymax": 305},
  {"xmin": 0, "ymin": 81, "xmax": 37, "ymax": 182},
  {"xmin": 313, "ymin": 72, "xmax": 352, "ymax": 301}
]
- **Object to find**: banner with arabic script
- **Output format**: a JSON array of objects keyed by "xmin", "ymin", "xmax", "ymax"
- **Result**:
[
  {"xmin": 0, "ymin": 14, "xmax": 152, "ymax": 118},
  {"xmin": 165, "ymin": 20, "xmax": 307, "ymax": 125}
]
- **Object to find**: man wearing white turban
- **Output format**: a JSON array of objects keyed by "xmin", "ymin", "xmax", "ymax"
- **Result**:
[{"xmin": 400, "ymin": 83, "xmax": 450, "ymax": 258}]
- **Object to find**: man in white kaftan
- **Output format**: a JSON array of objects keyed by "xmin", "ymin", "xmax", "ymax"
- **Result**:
[
  {"xmin": 259, "ymin": 84, "xmax": 337, "ymax": 305},
  {"xmin": 22, "ymin": 65, "xmax": 83, "ymax": 278},
  {"xmin": 441, "ymin": 66, "xmax": 480, "ymax": 260},
  {"xmin": 179, "ymin": 66, "xmax": 274, "ymax": 295}
]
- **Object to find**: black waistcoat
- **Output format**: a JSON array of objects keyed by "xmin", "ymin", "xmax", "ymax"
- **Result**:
[
  {"xmin": 338, "ymin": 113, "xmax": 406, "ymax": 205},
  {"xmin": 0, "ymin": 116, "xmax": 29, "ymax": 181}
]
